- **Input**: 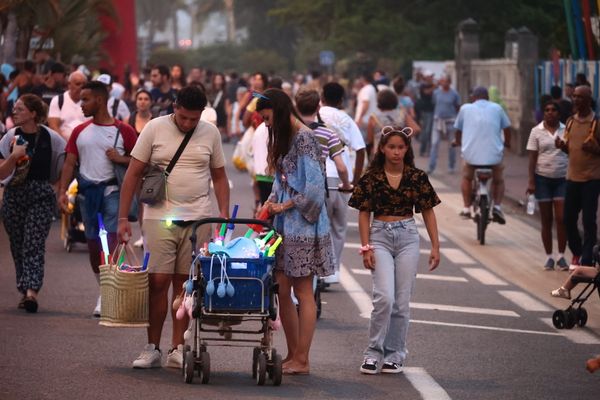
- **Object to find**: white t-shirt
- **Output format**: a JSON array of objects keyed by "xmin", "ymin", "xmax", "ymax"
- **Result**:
[
  {"xmin": 319, "ymin": 106, "xmax": 366, "ymax": 180},
  {"xmin": 252, "ymin": 122, "xmax": 269, "ymax": 176},
  {"xmin": 526, "ymin": 122, "xmax": 567, "ymax": 179},
  {"xmin": 48, "ymin": 91, "xmax": 89, "ymax": 139},
  {"xmin": 355, "ymin": 84, "xmax": 378, "ymax": 126},
  {"xmin": 107, "ymin": 97, "xmax": 131, "ymax": 122},
  {"xmin": 201, "ymin": 106, "xmax": 217, "ymax": 126},
  {"xmin": 131, "ymin": 115, "xmax": 226, "ymax": 221}
]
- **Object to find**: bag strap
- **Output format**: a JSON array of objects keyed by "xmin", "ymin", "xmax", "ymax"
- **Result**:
[
  {"xmin": 58, "ymin": 93, "xmax": 64, "ymax": 110},
  {"xmin": 112, "ymin": 98, "xmax": 120, "ymax": 119},
  {"xmin": 112, "ymin": 122, "xmax": 122, "ymax": 148},
  {"xmin": 165, "ymin": 125, "xmax": 194, "ymax": 176}
]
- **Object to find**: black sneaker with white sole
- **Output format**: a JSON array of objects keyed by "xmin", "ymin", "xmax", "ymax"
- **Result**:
[
  {"xmin": 360, "ymin": 359, "xmax": 378, "ymax": 374},
  {"xmin": 381, "ymin": 362, "xmax": 402, "ymax": 374},
  {"xmin": 492, "ymin": 208, "xmax": 506, "ymax": 225}
]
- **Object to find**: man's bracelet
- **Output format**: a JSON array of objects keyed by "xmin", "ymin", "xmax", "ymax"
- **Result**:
[
  {"xmin": 118, "ymin": 217, "xmax": 128, "ymax": 221},
  {"xmin": 359, "ymin": 244, "xmax": 374, "ymax": 254}
]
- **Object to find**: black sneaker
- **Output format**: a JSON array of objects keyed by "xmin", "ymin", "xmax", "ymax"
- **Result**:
[
  {"xmin": 360, "ymin": 358, "xmax": 378, "ymax": 374},
  {"xmin": 381, "ymin": 362, "xmax": 403, "ymax": 374},
  {"xmin": 492, "ymin": 208, "xmax": 506, "ymax": 224}
]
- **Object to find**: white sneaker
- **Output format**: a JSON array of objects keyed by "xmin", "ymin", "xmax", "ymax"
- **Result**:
[
  {"xmin": 134, "ymin": 237, "xmax": 144, "ymax": 248},
  {"xmin": 132, "ymin": 344, "xmax": 162, "ymax": 369},
  {"xmin": 93, "ymin": 295, "xmax": 101, "ymax": 318},
  {"xmin": 165, "ymin": 344, "xmax": 184, "ymax": 368},
  {"xmin": 323, "ymin": 271, "xmax": 339, "ymax": 284}
]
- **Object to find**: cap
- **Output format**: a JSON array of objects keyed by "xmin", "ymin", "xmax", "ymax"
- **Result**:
[{"xmin": 96, "ymin": 73, "xmax": 112, "ymax": 86}]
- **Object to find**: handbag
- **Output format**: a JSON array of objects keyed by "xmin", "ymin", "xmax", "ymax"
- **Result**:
[
  {"xmin": 139, "ymin": 127, "xmax": 195, "ymax": 205},
  {"xmin": 99, "ymin": 243, "xmax": 149, "ymax": 327},
  {"xmin": 112, "ymin": 124, "xmax": 138, "ymax": 220}
]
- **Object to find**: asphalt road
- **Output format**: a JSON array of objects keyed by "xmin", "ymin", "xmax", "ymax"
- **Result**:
[{"xmin": 1, "ymin": 141, "xmax": 599, "ymax": 399}]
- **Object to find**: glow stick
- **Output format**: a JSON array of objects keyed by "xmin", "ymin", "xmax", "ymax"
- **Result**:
[
  {"xmin": 142, "ymin": 252, "xmax": 150, "ymax": 271},
  {"xmin": 97, "ymin": 213, "xmax": 109, "ymax": 264},
  {"xmin": 224, "ymin": 205, "xmax": 239, "ymax": 244},
  {"xmin": 267, "ymin": 236, "xmax": 283, "ymax": 257}
]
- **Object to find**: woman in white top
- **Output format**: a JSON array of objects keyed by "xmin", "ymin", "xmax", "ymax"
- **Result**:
[{"xmin": 526, "ymin": 100, "xmax": 568, "ymax": 270}]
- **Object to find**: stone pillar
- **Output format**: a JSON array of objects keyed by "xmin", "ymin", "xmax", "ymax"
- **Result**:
[
  {"xmin": 454, "ymin": 18, "xmax": 480, "ymax": 102},
  {"xmin": 515, "ymin": 27, "xmax": 538, "ymax": 155}
]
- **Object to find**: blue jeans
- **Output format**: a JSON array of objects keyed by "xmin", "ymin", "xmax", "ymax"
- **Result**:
[
  {"xmin": 564, "ymin": 179, "xmax": 600, "ymax": 265},
  {"xmin": 79, "ymin": 190, "xmax": 120, "ymax": 239},
  {"xmin": 364, "ymin": 218, "xmax": 420, "ymax": 365},
  {"xmin": 418, "ymin": 112, "xmax": 434, "ymax": 156},
  {"xmin": 429, "ymin": 118, "xmax": 456, "ymax": 172}
]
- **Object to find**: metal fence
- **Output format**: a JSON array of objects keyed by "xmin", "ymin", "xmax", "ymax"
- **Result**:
[{"xmin": 535, "ymin": 59, "xmax": 600, "ymax": 109}]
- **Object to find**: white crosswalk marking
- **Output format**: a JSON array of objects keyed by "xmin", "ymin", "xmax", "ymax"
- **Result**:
[
  {"xmin": 351, "ymin": 269, "xmax": 468, "ymax": 283},
  {"xmin": 539, "ymin": 318, "xmax": 600, "ymax": 344},
  {"xmin": 411, "ymin": 319, "xmax": 563, "ymax": 337},
  {"xmin": 410, "ymin": 302, "xmax": 519, "ymax": 317},
  {"xmin": 403, "ymin": 367, "xmax": 452, "ymax": 400},
  {"xmin": 340, "ymin": 263, "xmax": 373, "ymax": 319},
  {"xmin": 419, "ymin": 227, "xmax": 447, "ymax": 242},
  {"xmin": 440, "ymin": 248, "xmax": 476, "ymax": 264},
  {"xmin": 498, "ymin": 290, "xmax": 552, "ymax": 312},
  {"xmin": 462, "ymin": 267, "xmax": 508, "ymax": 286}
]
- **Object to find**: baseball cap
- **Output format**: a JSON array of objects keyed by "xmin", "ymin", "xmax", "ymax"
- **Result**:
[{"xmin": 96, "ymin": 73, "xmax": 112, "ymax": 86}]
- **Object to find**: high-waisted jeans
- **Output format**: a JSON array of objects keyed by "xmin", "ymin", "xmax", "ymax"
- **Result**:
[{"xmin": 364, "ymin": 218, "xmax": 420, "ymax": 365}]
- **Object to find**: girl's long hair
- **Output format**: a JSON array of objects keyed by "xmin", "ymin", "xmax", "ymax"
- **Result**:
[
  {"xmin": 256, "ymin": 88, "xmax": 303, "ymax": 174},
  {"xmin": 368, "ymin": 126, "xmax": 415, "ymax": 173}
]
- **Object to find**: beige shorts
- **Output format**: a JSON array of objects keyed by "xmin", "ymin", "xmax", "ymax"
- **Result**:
[
  {"xmin": 143, "ymin": 220, "xmax": 211, "ymax": 275},
  {"xmin": 462, "ymin": 162, "xmax": 504, "ymax": 184}
]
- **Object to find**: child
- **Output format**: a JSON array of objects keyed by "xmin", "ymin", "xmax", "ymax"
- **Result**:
[
  {"xmin": 550, "ymin": 265, "xmax": 599, "ymax": 299},
  {"xmin": 349, "ymin": 125, "xmax": 441, "ymax": 374}
]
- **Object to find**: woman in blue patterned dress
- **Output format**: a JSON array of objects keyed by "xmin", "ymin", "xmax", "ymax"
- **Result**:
[{"xmin": 256, "ymin": 88, "xmax": 334, "ymax": 375}]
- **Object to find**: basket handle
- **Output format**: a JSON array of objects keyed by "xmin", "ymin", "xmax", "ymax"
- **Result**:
[{"xmin": 110, "ymin": 243, "xmax": 141, "ymax": 268}]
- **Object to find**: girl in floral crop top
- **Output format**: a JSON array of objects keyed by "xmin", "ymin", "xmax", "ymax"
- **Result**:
[{"xmin": 349, "ymin": 126, "xmax": 441, "ymax": 375}]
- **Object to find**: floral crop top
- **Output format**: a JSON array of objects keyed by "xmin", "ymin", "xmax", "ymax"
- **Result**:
[{"xmin": 348, "ymin": 165, "xmax": 441, "ymax": 216}]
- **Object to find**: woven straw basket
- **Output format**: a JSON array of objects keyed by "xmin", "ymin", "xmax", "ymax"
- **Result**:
[{"xmin": 99, "ymin": 263, "xmax": 149, "ymax": 328}]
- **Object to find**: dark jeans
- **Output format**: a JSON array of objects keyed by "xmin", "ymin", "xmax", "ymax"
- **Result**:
[{"xmin": 564, "ymin": 179, "xmax": 600, "ymax": 265}]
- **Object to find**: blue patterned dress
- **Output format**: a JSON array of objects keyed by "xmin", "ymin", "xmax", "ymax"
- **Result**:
[{"xmin": 268, "ymin": 129, "xmax": 334, "ymax": 278}]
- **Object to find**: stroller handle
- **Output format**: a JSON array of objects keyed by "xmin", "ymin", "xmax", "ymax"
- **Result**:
[{"xmin": 189, "ymin": 217, "xmax": 276, "ymax": 250}]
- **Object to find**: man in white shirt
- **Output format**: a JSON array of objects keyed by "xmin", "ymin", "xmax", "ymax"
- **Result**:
[
  {"xmin": 48, "ymin": 70, "xmax": 89, "ymax": 140},
  {"xmin": 96, "ymin": 74, "xmax": 131, "ymax": 122},
  {"xmin": 320, "ymin": 82, "xmax": 366, "ymax": 283},
  {"xmin": 354, "ymin": 72, "xmax": 378, "ymax": 145}
]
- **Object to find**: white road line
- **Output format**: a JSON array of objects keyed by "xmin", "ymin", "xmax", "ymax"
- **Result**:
[
  {"xmin": 462, "ymin": 267, "xmax": 508, "ymax": 286},
  {"xmin": 497, "ymin": 290, "xmax": 553, "ymax": 312},
  {"xmin": 351, "ymin": 268, "xmax": 370, "ymax": 275},
  {"xmin": 427, "ymin": 176, "xmax": 449, "ymax": 190},
  {"xmin": 403, "ymin": 367, "xmax": 452, "ymax": 400},
  {"xmin": 419, "ymin": 228, "xmax": 447, "ymax": 242},
  {"xmin": 410, "ymin": 302, "xmax": 519, "ymax": 317},
  {"xmin": 347, "ymin": 221, "xmax": 359, "ymax": 228},
  {"xmin": 411, "ymin": 319, "xmax": 562, "ymax": 337},
  {"xmin": 340, "ymin": 263, "xmax": 373, "ymax": 319},
  {"xmin": 539, "ymin": 318, "xmax": 600, "ymax": 344},
  {"xmin": 417, "ymin": 274, "xmax": 468, "ymax": 282},
  {"xmin": 440, "ymin": 248, "xmax": 476, "ymax": 265}
]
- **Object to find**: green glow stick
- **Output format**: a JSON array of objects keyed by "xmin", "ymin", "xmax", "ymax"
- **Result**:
[{"xmin": 267, "ymin": 236, "xmax": 283, "ymax": 257}]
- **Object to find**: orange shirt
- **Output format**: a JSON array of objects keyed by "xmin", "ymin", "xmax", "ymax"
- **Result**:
[{"xmin": 566, "ymin": 112, "xmax": 600, "ymax": 182}]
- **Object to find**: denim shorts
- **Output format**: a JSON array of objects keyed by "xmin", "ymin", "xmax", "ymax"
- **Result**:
[
  {"xmin": 534, "ymin": 173, "xmax": 566, "ymax": 202},
  {"xmin": 79, "ymin": 190, "xmax": 119, "ymax": 239}
]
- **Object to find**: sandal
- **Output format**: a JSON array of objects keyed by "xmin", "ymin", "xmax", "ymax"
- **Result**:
[
  {"xmin": 23, "ymin": 296, "xmax": 38, "ymax": 313},
  {"xmin": 550, "ymin": 286, "xmax": 571, "ymax": 300}
]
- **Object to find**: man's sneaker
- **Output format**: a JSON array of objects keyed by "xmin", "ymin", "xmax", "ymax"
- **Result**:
[
  {"xmin": 550, "ymin": 286, "xmax": 571, "ymax": 300},
  {"xmin": 557, "ymin": 257, "xmax": 569, "ymax": 271},
  {"xmin": 165, "ymin": 344, "xmax": 184, "ymax": 368},
  {"xmin": 492, "ymin": 208, "xmax": 506, "ymax": 224},
  {"xmin": 360, "ymin": 358, "xmax": 378, "ymax": 374},
  {"xmin": 543, "ymin": 258, "xmax": 555, "ymax": 271},
  {"xmin": 132, "ymin": 344, "xmax": 162, "ymax": 369},
  {"xmin": 569, "ymin": 256, "xmax": 580, "ymax": 271},
  {"xmin": 93, "ymin": 295, "xmax": 101, "ymax": 318},
  {"xmin": 459, "ymin": 210, "xmax": 472, "ymax": 219},
  {"xmin": 381, "ymin": 362, "xmax": 403, "ymax": 374},
  {"xmin": 323, "ymin": 271, "xmax": 339, "ymax": 284}
]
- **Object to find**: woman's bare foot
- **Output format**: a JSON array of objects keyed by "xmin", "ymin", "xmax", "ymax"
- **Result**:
[{"xmin": 282, "ymin": 360, "xmax": 309, "ymax": 375}]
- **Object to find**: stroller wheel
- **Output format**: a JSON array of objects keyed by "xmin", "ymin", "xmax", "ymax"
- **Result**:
[
  {"xmin": 252, "ymin": 347, "xmax": 260, "ymax": 379},
  {"xmin": 315, "ymin": 288, "xmax": 322, "ymax": 319},
  {"xmin": 256, "ymin": 353, "xmax": 267, "ymax": 386},
  {"xmin": 199, "ymin": 351, "xmax": 210, "ymax": 384},
  {"xmin": 577, "ymin": 307, "xmax": 588, "ymax": 328},
  {"xmin": 552, "ymin": 310, "xmax": 566, "ymax": 329},
  {"xmin": 565, "ymin": 309, "xmax": 577, "ymax": 329},
  {"xmin": 184, "ymin": 350, "xmax": 195, "ymax": 384},
  {"xmin": 271, "ymin": 352, "xmax": 283, "ymax": 386}
]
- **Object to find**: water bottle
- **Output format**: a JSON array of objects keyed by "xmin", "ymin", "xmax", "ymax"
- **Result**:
[{"xmin": 526, "ymin": 194, "xmax": 536, "ymax": 215}]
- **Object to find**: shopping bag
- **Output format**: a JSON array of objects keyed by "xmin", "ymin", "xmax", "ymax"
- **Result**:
[{"xmin": 99, "ymin": 244, "xmax": 149, "ymax": 327}]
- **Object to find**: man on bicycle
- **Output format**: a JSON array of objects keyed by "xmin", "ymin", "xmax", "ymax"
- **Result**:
[{"xmin": 452, "ymin": 86, "xmax": 512, "ymax": 224}]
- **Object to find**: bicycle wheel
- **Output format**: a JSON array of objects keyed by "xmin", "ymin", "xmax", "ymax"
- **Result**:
[{"xmin": 478, "ymin": 196, "xmax": 488, "ymax": 245}]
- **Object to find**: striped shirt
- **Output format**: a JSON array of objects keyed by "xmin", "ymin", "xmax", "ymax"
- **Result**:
[{"xmin": 310, "ymin": 123, "xmax": 345, "ymax": 161}]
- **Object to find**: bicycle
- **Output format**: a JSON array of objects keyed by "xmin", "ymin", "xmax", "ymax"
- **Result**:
[{"xmin": 471, "ymin": 167, "xmax": 494, "ymax": 245}]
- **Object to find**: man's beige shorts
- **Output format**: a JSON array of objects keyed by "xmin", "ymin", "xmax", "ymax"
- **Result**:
[{"xmin": 143, "ymin": 220, "xmax": 211, "ymax": 275}]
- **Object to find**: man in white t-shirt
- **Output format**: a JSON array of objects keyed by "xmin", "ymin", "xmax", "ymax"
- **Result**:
[
  {"xmin": 354, "ymin": 72, "xmax": 378, "ymax": 136},
  {"xmin": 320, "ymin": 82, "xmax": 367, "ymax": 283},
  {"xmin": 96, "ymin": 73, "xmax": 131, "ymax": 121},
  {"xmin": 118, "ymin": 86, "xmax": 230, "ymax": 370},
  {"xmin": 48, "ymin": 70, "xmax": 89, "ymax": 140},
  {"xmin": 58, "ymin": 80, "xmax": 138, "ymax": 318}
]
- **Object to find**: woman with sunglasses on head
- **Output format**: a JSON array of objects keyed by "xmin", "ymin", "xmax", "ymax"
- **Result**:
[
  {"xmin": 349, "ymin": 126, "xmax": 440, "ymax": 375},
  {"xmin": 255, "ymin": 88, "xmax": 334, "ymax": 375},
  {"xmin": 0, "ymin": 94, "xmax": 66, "ymax": 313},
  {"xmin": 526, "ymin": 100, "xmax": 569, "ymax": 270}
]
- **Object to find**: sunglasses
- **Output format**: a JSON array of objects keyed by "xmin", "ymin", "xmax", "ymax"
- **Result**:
[
  {"xmin": 381, "ymin": 125, "xmax": 414, "ymax": 138},
  {"xmin": 544, "ymin": 107, "xmax": 559, "ymax": 112}
]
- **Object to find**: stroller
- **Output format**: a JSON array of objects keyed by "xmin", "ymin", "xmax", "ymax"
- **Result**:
[
  {"xmin": 181, "ymin": 217, "xmax": 282, "ymax": 386},
  {"xmin": 552, "ymin": 245, "xmax": 600, "ymax": 330}
]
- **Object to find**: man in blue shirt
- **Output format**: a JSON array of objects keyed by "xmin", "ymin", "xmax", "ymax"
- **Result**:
[
  {"xmin": 453, "ymin": 86, "xmax": 512, "ymax": 223},
  {"xmin": 429, "ymin": 76, "xmax": 461, "ymax": 174}
]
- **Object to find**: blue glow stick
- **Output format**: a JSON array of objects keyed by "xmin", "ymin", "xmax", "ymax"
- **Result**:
[
  {"xmin": 142, "ymin": 252, "xmax": 150, "ymax": 271},
  {"xmin": 97, "ymin": 213, "xmax": 109, "ymax": 264},
  {"xmin": 224, "ymin": 204, "xmax": 239, "ymax": 244}
]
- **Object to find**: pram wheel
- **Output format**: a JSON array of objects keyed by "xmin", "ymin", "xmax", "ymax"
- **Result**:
[
  {"xmin": 184, "ymin": 350, "xmax": 195, "ymax": 384},
  {"xmin": 199, "ymin": 351, "xmax": 210, "ymax": 384},
  {"xmin": 271, "ymin": 353, "xmax": 283, "ymax": 386},
  {"xmin": 256, "ymin": 353, "xmax": 267, "ymax": 385},
  {"xmin": 565, "ymin": 309, "xmax": 577, "ymax": 329},
  {"xmin": 252, "ymin": 347, "xmax": 260, "ymax": 379},
  {"xmin": 576, "ymin": 307, "xmax": 588, "ymax": 327},
  {"xmin": 552, "ymin": 310, "xmax": 567, "ymax": 329}
]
